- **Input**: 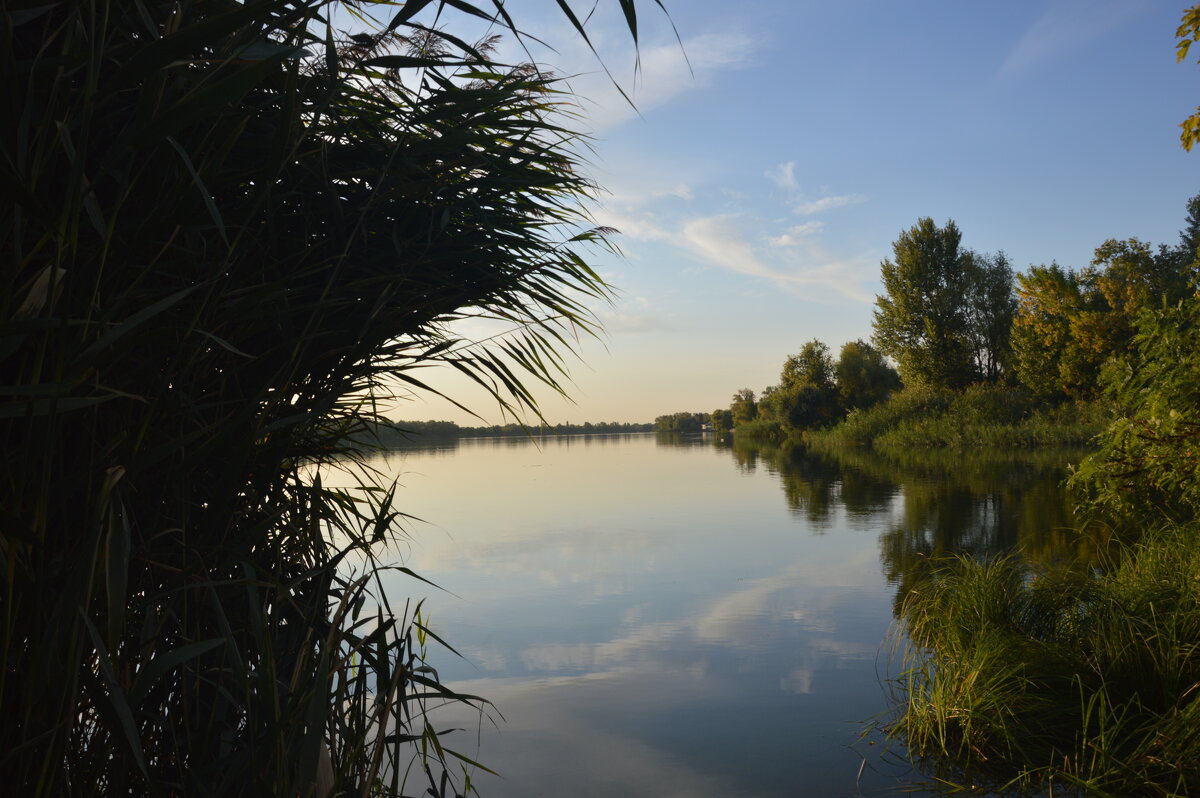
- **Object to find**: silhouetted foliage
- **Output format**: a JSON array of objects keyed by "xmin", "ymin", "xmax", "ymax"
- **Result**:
[{"xmin": 1, "ymin": 0, "xmax": 664, "ymax": 794}]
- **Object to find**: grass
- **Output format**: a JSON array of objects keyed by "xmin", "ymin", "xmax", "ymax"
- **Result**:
[
  {"xmin": 809, "ymin": 385, "xmax": 1108, "ymax": 449},
  {"xmin": 732, "ymin": 418, "xmax": 788, "ymax": 441},
  {"xmin": 888, "ymin": 527, "xmax": 1200, "ymax": 795}
]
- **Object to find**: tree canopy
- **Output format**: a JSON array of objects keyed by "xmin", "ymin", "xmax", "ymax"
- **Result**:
[{"xmin": 872, "ymin": 218, "xmax": 977, "ymax": 388}]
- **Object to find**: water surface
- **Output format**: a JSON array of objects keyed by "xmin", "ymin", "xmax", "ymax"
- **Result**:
[{"xmin": 352, "ymin": 434, "xmax": 1083, "ymax": 797}]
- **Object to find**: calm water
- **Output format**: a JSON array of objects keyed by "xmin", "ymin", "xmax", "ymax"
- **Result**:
[{"xmin": 349, "ymin": 434, "xmax": 1085, "ymax": 797}]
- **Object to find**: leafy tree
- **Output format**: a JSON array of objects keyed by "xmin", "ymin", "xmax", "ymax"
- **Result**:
[
  {"xmin": 655, "ymin": 412, "xmax": 707, "ymax": 433},
  {"xmin": 1179, "ymin": 192, "xmax": 1200, "ymax": 266},
  {"xmin": 731, "ymin": 388, "xmax": 758, "ymax": 426},
  {"xmin": 1012, "ymin": 211, "xmax": 1199, "ymax": 400},
  {"xmin": 836, "ymin": 339, "xmax": 902, "ymax": 411},
  {"xmin": 764, "ymin": 340, "xmax": 841, "ymax": 430},
  {"xmin": 1011, "ymin": 264, "xmax": 1090, "ymax": 398},
  {"xmin": 1070, "ymin": 294, "xmax": 1200, "ymax": 522},
  {"xmin": 711, "ymin": 408, "xmax": 734, "ymax": 433},
  {"xmin": 781, "ymin": 340, "xmax": 837, "ymax": 392},
  {"xmin": 965, "ymin": 251, "xmax": 1017, "ymax": 383},
  {"xmin": 1177, "ymin": 3, "xmax": 1200, "ymax": 150},
  {"xmin": 872, "ymin": 218, "xmax": 977, "ymax": 388}
]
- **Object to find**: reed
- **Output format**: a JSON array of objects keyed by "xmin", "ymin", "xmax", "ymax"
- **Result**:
[
  {"xmin": 0, "ymin": 1, "xmax": 655, "ymax": 794},
  {"xmin": 888, "ymin": 529, "xmax": 1200, "ymax": 795}
]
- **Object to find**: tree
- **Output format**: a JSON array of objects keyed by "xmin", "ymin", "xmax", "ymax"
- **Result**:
[
  {"xmin": 872, "ymin": 218, "xmax": 976, "ymax": 388},
  {"xmin": 711, "ymin": 408, "xmax": 734, "ymax": 433},
  {"xmin": 764, "ymin": 340, "xmax": 841, "ymax": 430},
  {"xmin": 1011, "ymin": 210, "xmax": 1199, "ymax": 400},
  {"xmin": 781, "ymin": 340, "xmax": 837, "ymax": 392},
  {"xmin": 655, "ymin": 411, "xmax": 707, "ymax": 433},
  {"xmin": 1010, "ymin": 264, "xmax": 1089, "ymax": 398},
  {"xmin": 965, "ymin": 251, "xmax": 1017, "ymax": 383},
  {"xmin": 1177, "ymin": 4, "xmax": 1200, "ymax": 150},
  {"xmin": 1070, "ymin": 293, "xmax": 1200, "ymax": 522},
  {"xmin": 835, "ymin": 339, "xmax": 902, "ymax": 411},
  {"xmin": 730, "ymin": 388, "xmax": 758, "ymax": 426}
]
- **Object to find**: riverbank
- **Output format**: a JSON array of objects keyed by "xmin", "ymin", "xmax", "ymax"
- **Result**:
[
  {"xmin": 889, "ymin": 522, "xmax": 1200, "ymax": 795},
  {"xmin": 794, "ymin": 386, "xmax": 1107, "ymax": 449}
]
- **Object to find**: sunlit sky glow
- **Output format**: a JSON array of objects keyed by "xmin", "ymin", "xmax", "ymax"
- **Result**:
[{"xmin": 387, "ymin": 0, "xmax": 1197, "ymax": 425}]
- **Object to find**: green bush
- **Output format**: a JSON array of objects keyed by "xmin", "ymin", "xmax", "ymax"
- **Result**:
[
  {"xmin": 734, "ymin": 418, "xmax": 788, "ymax": 441},
  {"xmin": 1071, "ymin": 297, "xmax": 1200, "ymax": 523}
]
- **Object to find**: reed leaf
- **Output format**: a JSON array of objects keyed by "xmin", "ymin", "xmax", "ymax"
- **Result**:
[{"xmin": 2, "ymin": 0, "xmax": 671, "ymax": 794}]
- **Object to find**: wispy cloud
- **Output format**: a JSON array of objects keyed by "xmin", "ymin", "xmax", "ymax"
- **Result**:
[
  {"xmin": 680, "ymin": 215, "xmax": 874, "ymax": 302},
  {"xmin": 759, "ymin": 162, "xmax": 866, "ymax": 217},
  {"xmin": 565, "ymin": 29, "xmax": 756, "ymax": 130},
  {"xmin": 999, "ymin": 0, "xmax": 1140, "ymax": 79},
  {"xmin": 768, "ymin": 221, "xmax": 823, "ymax": 247},
  {"xmin": 793, "ymin": 194, "xmax": 866, "ymax": 216},
  {"xmin": 592, "ymin": 207, "xmax": 672, "ymax": 243},
  {"xmin": 765, "ymin": 161, "xmax": 798, "ymax": 191}
]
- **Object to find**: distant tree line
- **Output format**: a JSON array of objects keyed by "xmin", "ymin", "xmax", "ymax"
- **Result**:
[
  {"xmin": 361, "ymin": 419, "xmax": 654, "ymax": 447},
  {"xmin": 658, "ymin": 192, "xmax": 1200, "ymax": 438},
  {"xmin": 654, "ymin": 411, "xmax": 710, "ymax": 433},
  {"xmin": 711, "ymin": 339, "xmax": 903, "ymax": 437}
]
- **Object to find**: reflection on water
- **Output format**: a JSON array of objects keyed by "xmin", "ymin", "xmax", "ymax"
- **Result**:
[
  {"xmin": 721, "ymin": 438, "xmax": 1098, "ymax": 613},
  {"xmin": 336, "ymin": 433, "xmax": 1087, "ymax": 797}
]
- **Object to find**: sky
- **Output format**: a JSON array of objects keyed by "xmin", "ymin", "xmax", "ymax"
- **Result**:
[{"xmin": 386, "ymin": 0, "xmax": 1198, "ymax": 425}]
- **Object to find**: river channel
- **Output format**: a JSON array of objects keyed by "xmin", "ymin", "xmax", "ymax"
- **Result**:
[{"xmin": 348, "ymin": 433, "xmax": 1088, "ymax": 797}]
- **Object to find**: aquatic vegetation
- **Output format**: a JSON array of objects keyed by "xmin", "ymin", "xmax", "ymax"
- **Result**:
[
  {"xmin": 889, "ymin": 530, "xmax": 1200, "ymax": 795},
  {"xmin": 1, "ymin": 0, "xmax": 658, "ymax": 794},
  {"xmin": 809, "ymin": 385, "xmax": 1107, "ymax": 449}
]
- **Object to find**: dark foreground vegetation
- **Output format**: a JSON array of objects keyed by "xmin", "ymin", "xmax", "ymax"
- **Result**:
[{"xmin": 1, "ymin": 1, "xmax": 656, "ymax": 795}]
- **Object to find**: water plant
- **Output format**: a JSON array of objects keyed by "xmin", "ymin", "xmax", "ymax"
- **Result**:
[
  {"xmin": 0, "ymin": 1, "xmax": 661, "ymax": 794},
  {"xmin": 888, "ymin": 531, "xmax": 1200, "ymax": 795}
]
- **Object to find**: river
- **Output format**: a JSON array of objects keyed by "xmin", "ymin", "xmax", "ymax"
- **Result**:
[{"xmin": 344, "ymin": 433, "xmax": 1086, "ymax": 797}]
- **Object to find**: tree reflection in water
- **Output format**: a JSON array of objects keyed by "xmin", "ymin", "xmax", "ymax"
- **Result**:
[{"xmin": 706, "ymin": 437, "xmax": 1107, "ymax": 611}]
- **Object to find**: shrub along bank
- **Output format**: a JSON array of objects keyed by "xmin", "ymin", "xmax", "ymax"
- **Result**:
[{"xmin": 805, "ymin": 385, "xmax": 1108, "ymax": 449}]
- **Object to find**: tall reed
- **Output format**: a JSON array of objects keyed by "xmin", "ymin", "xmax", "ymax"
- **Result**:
[{"xmin": 1, "ymin": 1, "xmax": 656, "ymax": 794}]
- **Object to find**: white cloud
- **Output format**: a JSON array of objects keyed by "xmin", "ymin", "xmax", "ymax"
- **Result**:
[
  {"xmin": 592, "ymin": 207, "xmax": 672, "ymax": 243},
  {"xmin": 766, "ymin": 161, "xmax": 798, "ymax": 191},
  {"xmin": 999, "ymin": 0, "xmax": 1140, "ymax": 79},
  {"xmin": 793, "ymin": 194, "xmax": 866, "ymax": 216},
  {"xmin": 669, "ymin": 183, "xmax": 694, "ymax": 201},
  {"xmin": 571, "ymin": 30, "xmax": 756, "ymax": 130},
  {"xmin": 769, "ymin": 221, "xmax": 824, "ymax": 247},
  {"xmin": 679, "ymin": 215, "xmax": 874, "ymax": 302}
]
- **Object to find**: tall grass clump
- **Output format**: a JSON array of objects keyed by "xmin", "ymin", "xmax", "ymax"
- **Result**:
[
  {"xmin": 810, "ymin": 385, "xmax": 955, "ymax": 446},
  {"xmin": 890, "ymin": 530, "xmax": 1200, "ymax": 795},
  {"xmin": 810, "ymin": 384, "xmax": 1105, "ymax": 449},
  {"xmin": 733, "ymin": 418, "xmax": 788, "ymax": 441},
  {"xmin": 1, "ymin": 1, "xmax": 661, "ymax": 794}
]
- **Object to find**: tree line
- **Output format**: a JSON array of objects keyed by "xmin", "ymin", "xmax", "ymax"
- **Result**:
[
  {"xmin": 660, "ymin": 192, "xmax": 1200, "ymax": 437},
  {"xmin": 366, "ymin": 419, "xmax": 654, "ymax": 445}
]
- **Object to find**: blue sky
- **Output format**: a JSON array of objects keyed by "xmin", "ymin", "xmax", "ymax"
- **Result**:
[{"xmin": 396, "ymin": 0, "xmax": 1198, "ymax": 425}]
